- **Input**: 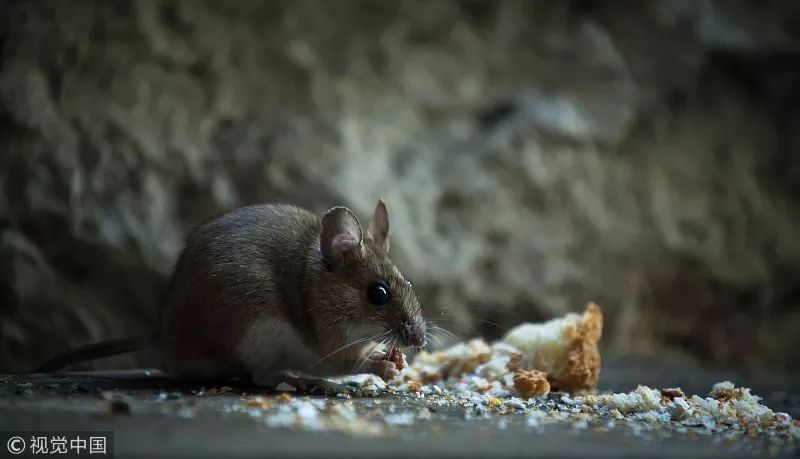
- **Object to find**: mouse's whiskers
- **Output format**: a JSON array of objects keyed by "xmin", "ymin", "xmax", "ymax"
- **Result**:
[
  {"xmin": 427, "ymin": 317, "xmax": 491, "ymax": 338},
  {"xmin": 427, "ymin": 324, "xmax": 464, "ymax": 343},
  {"xmin": 423, "ymin": 331, "xmax": 443, "ymax": 352},
  {"xmin": 310, "ymin": 330, "xmax": 387, "ymax": 369},
  {"xmin": 437, "ymin": 299, "xmax": 514, "ymax": 316},
  {"xmin": 351, "ymin": 337, "xmax": 388, "ymax": 373},
  {"xmin": 475, "ymin": 318, "xmax": 507, "ymax": 331}
]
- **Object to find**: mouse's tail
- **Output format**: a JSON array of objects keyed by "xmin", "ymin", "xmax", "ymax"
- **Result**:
[{"xmin": 33, "ymin": 334, "xmax": 156, "ymax": 373}]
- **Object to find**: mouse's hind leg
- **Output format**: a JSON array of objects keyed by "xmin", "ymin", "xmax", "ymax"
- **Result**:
[{"xmin": 236, "ymin": 318, "xmax": 356, "ymax": 393}]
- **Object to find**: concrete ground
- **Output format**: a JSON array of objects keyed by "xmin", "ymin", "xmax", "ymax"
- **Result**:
[{"xmin": 1, "ymin": 361, "xmax": 798, "ymax": 458}]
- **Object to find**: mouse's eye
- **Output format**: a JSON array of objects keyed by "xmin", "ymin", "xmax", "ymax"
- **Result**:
[{"xmin": 367, "ymin": 282, "xmax": 390, "ymax": 306}]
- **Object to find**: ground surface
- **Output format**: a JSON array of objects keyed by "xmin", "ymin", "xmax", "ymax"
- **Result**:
[{"xmin": 1, "ymin": 361, "xmax": 798, "ymax": 458}]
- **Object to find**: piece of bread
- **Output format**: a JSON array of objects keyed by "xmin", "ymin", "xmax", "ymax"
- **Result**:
[
  {"xmin": 502, "ymin": 303, "xmax": 602, "ymax": 392},
  {"xmin": 384, "ymin": 346, "xmax": 405, "ymax": 371},
  {"xmin": 513, "ymin": 369, "xmax": 551, "ymax": 398}
]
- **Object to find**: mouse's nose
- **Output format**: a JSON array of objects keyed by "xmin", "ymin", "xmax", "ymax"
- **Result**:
[
  {"xmin": 399, "ymin": 322, "xmax": 426, "ymax": 348},
  {"xmin": 407, "ymin": 333, "xmax": 425, "ymax": 347}
]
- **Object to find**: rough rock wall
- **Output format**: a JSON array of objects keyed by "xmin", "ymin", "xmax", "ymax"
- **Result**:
[{"xmin": 1, "ymin": 0, "xmax": 799, "ymax": 373}]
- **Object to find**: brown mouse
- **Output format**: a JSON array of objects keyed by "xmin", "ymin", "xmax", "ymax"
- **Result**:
[{"xmin": 35, "ymin": 200, "xmax": 427, "ymax": 384}]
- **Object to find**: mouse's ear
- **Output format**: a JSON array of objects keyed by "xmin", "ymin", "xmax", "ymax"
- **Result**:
[
  {"xmin": 320, "ymin": 206, "xmax": 363, "ymax": 264},
  {"xmin": 367, "ymin": 199, "xmax": 390, "ymax": 253}
]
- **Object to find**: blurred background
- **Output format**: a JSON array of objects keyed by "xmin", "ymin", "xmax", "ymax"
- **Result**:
[{"xmin": 1, "ymin": 0, "xmax": 799, "ymax": 374}]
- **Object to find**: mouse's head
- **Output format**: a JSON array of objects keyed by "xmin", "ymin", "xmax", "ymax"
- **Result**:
[{"xmin": 313, "ymin": 200, "xmax": 426, "ymax": 351}]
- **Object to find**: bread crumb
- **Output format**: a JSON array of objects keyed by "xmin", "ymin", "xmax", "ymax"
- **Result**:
[
  {"xmin": 513, "ymin": 369, "xmax": 550, "ymax": 398},
  {"xmin": 660, "ymin": 387, "xmax": 685, "ymax": 403},
  {"xmin": 590, "ymin": 385, "xmax": 662, "ymax": 413},
  {"xmin": 709, "ymin": 380, "xmax": 755, "ymax": 402},
  {"xmin": 413, "ymin": 339, "xmax": 492, "ymax": 379},
  {"xmin": 384, "ymin": 347, "xmax": 405, "ymax": 371},
  {"xmin": 244, "ymin": 396, "xmax": 274, "ymax": 410}
]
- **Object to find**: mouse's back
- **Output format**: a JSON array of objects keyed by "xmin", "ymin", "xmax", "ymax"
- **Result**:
[{"xmin": 158, "ymin": 204, "xmax": 320, "ymax": 377}]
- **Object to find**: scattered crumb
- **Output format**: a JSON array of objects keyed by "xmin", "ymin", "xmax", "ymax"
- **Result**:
[
  {"xmin": 513, "ymin": 369, "xmax": 550, "ymax": 398},
  {"xmin": 243, "ymin": 396, "xmax": 276, "ymax": 410},
  {"xmin": 660, "ymin": 387, "xmax": 685, "ymax": 402},
  {"xmin": 588, "ymin": 385, "xmax": 662, "ymax": 414},
  {"xmin": 709, "ymin": 380, "xmax": 753, "ymax": 402}
]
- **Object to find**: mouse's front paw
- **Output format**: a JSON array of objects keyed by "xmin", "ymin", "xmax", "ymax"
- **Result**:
[
  {"xmin": 364, "ymin": 358, "xmax": 400, "ymax": 381},
  {"xmin": 368, "ymin": 350, "xmax": 387, "ymax": 361}
]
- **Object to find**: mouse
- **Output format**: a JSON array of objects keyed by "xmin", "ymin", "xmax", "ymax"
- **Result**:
[{"xmin": 35, "ymin": 200, "xmax": 428, "ymax": 386}]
